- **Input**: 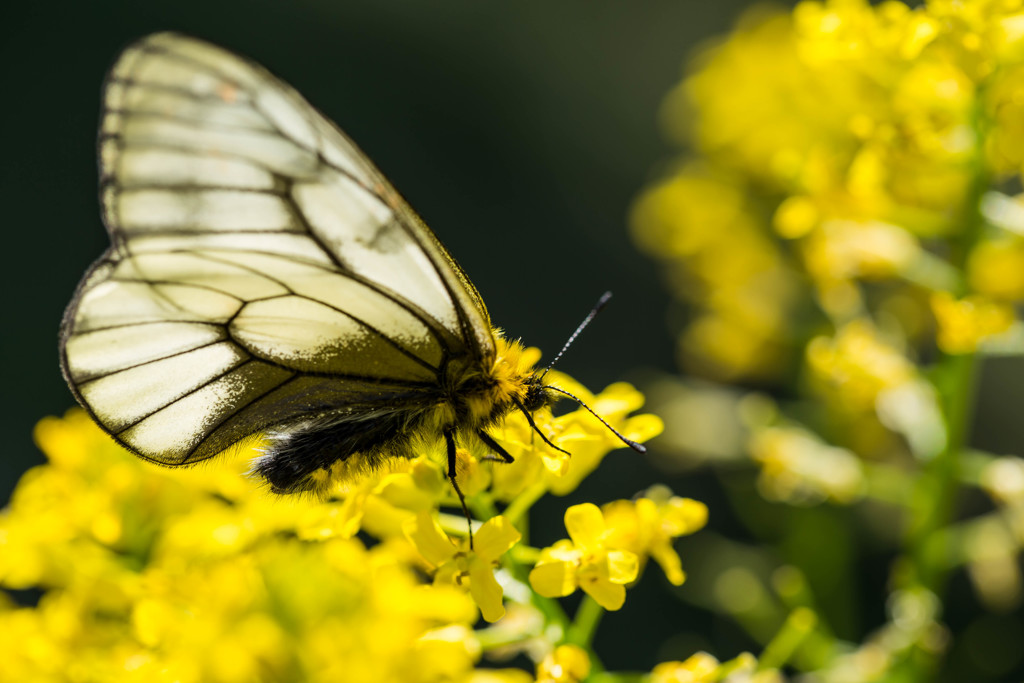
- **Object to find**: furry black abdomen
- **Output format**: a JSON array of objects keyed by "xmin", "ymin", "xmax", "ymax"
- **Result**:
[{"xmin": 252, "ymin": 409, "xmax": 424, "ymax": 494}]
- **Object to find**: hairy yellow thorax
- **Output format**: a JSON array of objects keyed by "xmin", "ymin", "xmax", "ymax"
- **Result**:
[
  {"xmin": 434, "ymin": 332, "xmax": 542, "ymax": 427},
  {"xmin": 481, "ymin": 334, "xmax": 540, "ymax": 413}
]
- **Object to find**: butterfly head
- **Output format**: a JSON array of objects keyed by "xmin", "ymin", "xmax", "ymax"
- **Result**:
[{"xmin": 521, "ymin": 372, "xmax": 555, "ymax": 414}]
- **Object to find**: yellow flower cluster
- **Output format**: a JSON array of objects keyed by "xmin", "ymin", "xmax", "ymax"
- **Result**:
[
  {"xmin": 2, "ymin": 412, "xmax": 492, "ymax": 683},
  {"xmin": 529, "ymin": 492, "xmax": 707, "ymax": 609},
  {"xmin": 1, "ymin": 373, "xmax": 677, "ymax": 681},
  {"xmin": 629, "ymin": 0, "xmax": 1024, "ymax": 679},
  {"xmin": 634, "ymin": 0, "xmax": 1024, "ymax": 521},
  {"xmin": 633, "ymin": 0, "xmax": 1024, "ymax": 383},
  {"xmin": 631, "ymin": 168, "xmax": 799, "ymax": 381}
]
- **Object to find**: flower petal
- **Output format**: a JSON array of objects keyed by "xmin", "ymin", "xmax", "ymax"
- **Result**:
[
  {"xmin": 538, "ymin": 539, "xmax": 580, "ymax": 563},
  {"xmin": 468, "ymin": 555, "xmax": 506, "ymax": 623},
  {"xmin": 650, "ymin": 544, "xmax": 686, "ymax": 586},
  {"xmin": 622, "ymin": 414, "xmax": 664, "ymax": 443},
  {"xmin": 564, "ymin": 503, "xmax": 606, "ymax": 550},
  {"xmin": 403, "ymin": 511, "xmax": 457, "ymax": 567},
  {"xmin": 537, "ymin": 644, "xmax": 591, "ymax": 682},
  {"xmin": 580, "ymin": 578, "xmax": 626, "ymax": 610},
  {"xmin": 606, "ymin": 550, "xmax": 639, "ymax": 584},
  {"xmin": 529, "ymin": 561, "xmax": 577, "ymax": 598},
  {"xmin": 663, "ymin": 498, "xmax": 709, "ymax": 535},
  {"xmin": 473, "ymin": 515, "xmax": 521, "ymax": 561}
]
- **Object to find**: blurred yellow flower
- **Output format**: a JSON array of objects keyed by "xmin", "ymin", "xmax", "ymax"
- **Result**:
[
  {"xmin": 535, "ymin": 644, "xmax": 590, "ymax": 683},
  {"xmin": 650, "ymin": 651, "xmax": 778, "ymax": 683},
  {"xmin": 968, "ymin": 234, "xmax": 1024, "ymax": 300},
  {"xmin": 632, "ymin": 0, "xmax": 1024, "ymax": 679},
  {"xmin": 634, "ymin": 0, "xmax": 1024, "ymax": 385},
  {"xmin": 806, "ymin": 319, "xmax": 916, "ymax": 414},
  {"xmin": 750, "ymin": 426, "xmax": 866, "ymax": 505},
  {"xmin": 529, "ymin": 503, "xmax": 639, "ymax": 610},
  {"xmin": 631, "ymin": 168, "xmax": 800, "ymax": 381},
  {"xmin": 980, "ymin": 456, "xmax": 1024, "ymax": 506},
  {"xmin": 801, "ymin": 219, "xmax": 920, "ymax": 283},
  {"xmin": 930, "ymin": 291, "xmax": 1015, "ymax": 354},
  {"xmin": 650, "ymin": 652, "xmax": 719, "ymax": 683}
]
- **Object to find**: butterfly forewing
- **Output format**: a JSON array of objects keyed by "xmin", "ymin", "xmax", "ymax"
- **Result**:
[{"xmin": 61, "ymin": 33, "xmax": 494, "ymax": 465}]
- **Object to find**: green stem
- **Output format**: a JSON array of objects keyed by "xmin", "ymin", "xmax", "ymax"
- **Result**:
[
  {"xmin": 469, "ymin": 496, "xmax": 499, "ymax": 526},
  {"xmin": 864, "ymin": 443, "xmax": 1016, "ymax": 508},
  {"xmin": 503, "ymin": 482, "xmax": 547, "ymax": 532},
  {"xmin": 862, "ymin": 461, "xmax": 919, "ymax": 507},
  {"xmin": 908, "ymin": 352, "xmax": 977, "ymax": 591},
  {"xmin": 568, "ymin": 594, "xmax": 606, "ymax": 651},
  {"xmin": 588, "ymin": 674, "xmax": 646, "ymax": 683},
  {"xmin": 757, "ymin": 608, "xmax": 817, "ymax": 672}
]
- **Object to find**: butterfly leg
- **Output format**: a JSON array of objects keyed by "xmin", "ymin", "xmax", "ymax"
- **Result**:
[
  {"xmin": 476, "ymin": 430, "xmax": 515, "ymax": 464},
  {"xmin": 445, "ymin": 429, "xmax": 474, "ymax": 548},
  {"xmin": 511, "ymin": 397, "xmax": 571, "ymax": 456}
]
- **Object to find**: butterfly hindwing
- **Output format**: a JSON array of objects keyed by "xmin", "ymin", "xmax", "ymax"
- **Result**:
[{"xmin": 61, "ymin": 33, "xmax": 495, "ymax": 466}]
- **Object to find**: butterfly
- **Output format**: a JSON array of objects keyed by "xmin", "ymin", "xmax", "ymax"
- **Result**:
[{"xmin": 59, "ymin": 32, "xmax": 643, "ymax": 514}]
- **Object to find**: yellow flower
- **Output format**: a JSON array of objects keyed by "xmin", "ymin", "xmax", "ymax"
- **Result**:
[
  {"xmin": 979, "ymin": 456, "xmax": 1024, "ymax": 506},
  {"xmin": 969, "ymin": 235, "xmax": 1024, "ymax": 301},
  {"xmin": 544, "ymin": 377, "xmax": 664, "ymax": 496},
  {"xmin": 805, "ymin": 319, "xmax": 916, "ymax": 414},
  {"xmin": 801, "ymin": 219, "xmax": 920, "ymax": 284},
  {"xmin": 535, "ymin": 644, "xmax": 590, "ymax": 683},
  {"xmin": 650, "ymin": 652, "xmax": 719, "ymax": 683},
  {"xmin": 803, "ymin": 319, "xmax": 948, "ymax": 456},
  {"xmin": 488, "ymin": 379, "xmax": 662, "ymax": 500},
  {"xmin": 749, "ymin": 426, "xmax": 866, "ymax": 505},
  {"xmin": 529, "ymin": 504, "xmax": 639, "ymax": 610},
  {"xmin": 652, "ymin": 652, "xmax": 769, "ymax": 683},
  {"xmin": 601, "ymin": 486, "xmax": 708, "ymax": 585},
  {"xmin": 930, "ymin": 291, "xmax": 1015, "ymax": 354},
  {"xmin": 404, "ymin": 511, "xmax": 521, "ymax": 623},
  {"xmin": 415, "ymin": 624, "xmax": 481, "ymax": 681}
]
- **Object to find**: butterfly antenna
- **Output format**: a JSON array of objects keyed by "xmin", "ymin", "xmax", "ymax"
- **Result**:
[
  {"xmin": 539, "ymin": 291, "xmax": 613, "ymax": 381},
  {"xmin": 546, "ymin": 385, "xmax": 647, "ymax": 453}
]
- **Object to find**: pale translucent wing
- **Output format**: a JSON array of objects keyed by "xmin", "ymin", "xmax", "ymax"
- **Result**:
[
  {"xmin": 60, "ymin": 32, "xmax": 493, "ymax": 465},
  {"xmin": 101, "ymin": 32, "xmax": 492, "ymax": 348}
]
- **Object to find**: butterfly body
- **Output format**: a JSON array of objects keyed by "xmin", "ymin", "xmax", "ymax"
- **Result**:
[{"xmin": 253, "ymin": 337, "xmax": 552, "ymax": 494}]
